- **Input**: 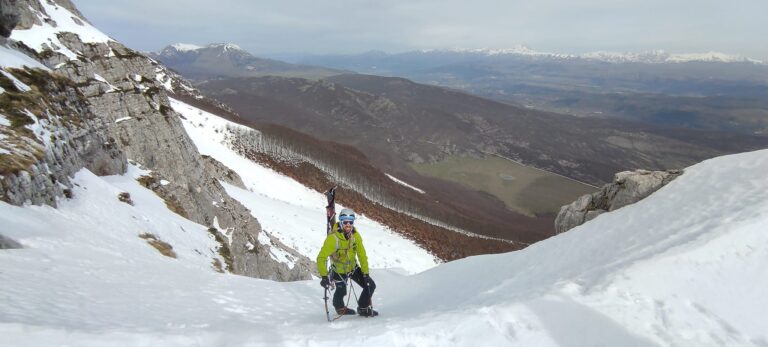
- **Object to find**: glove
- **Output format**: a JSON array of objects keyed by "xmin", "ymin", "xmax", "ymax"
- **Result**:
[
  {"xmin": 320, "ymin": 276, "xmax": 330, "ymax": 288},
  {"xmin": 362, "ymin": 273, "xmax": 371, "ymax": 286}
]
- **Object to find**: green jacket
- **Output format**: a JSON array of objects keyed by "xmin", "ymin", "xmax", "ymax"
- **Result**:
[{"xmin": 316, "ymin": 222, "xmax": 369, "ymax": 276}]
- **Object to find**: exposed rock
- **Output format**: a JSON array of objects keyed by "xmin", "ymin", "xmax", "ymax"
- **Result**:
[
  {"xmin": 555, "ymin": 169, "xmax": 683, "ymax": 233},
  {"xmin": 1, "ymin": 66, "xmax": 127, "ymax": 206},
  {"xmin": 0, "ymin": 234, "xmax": 23, "ymax": 249},
  {"xmin": 0, "ymin": 0, "xmax": 20, "ymax": 37},
  {"xmin": 11, "ymin": 0, "xmax": 86, "ymax": 30},
  {"xmin": 12, "ymin": 0, "xmax": 44, "ymax": 29},
  {"xmin": 202, "ymin": 155, "xmax": 246, "ymax": 189}
]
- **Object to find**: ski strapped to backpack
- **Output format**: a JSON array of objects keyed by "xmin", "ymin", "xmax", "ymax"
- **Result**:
[
  {"xmin": 325, "ymin": 186, "xmax": 337, "ymax": 236},
  {"xmin": 322, "ymin": 186, "xmax": 337, "ymax": 321}
]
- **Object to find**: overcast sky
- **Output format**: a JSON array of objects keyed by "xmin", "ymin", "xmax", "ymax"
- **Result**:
[{"xmin": 73, "ymin": 0, "xmax": 768, "ymax": 60}]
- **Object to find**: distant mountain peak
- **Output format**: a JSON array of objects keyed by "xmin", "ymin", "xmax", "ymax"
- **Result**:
[
  {"xmin": 209, "ymin": 43, "xmax": 243, "ymax": 52},
  {"xmin": 151, "ymin": 42, "xmax": 346, "ymax": 80},
  {"xmin": 169, "ymin": 43, "xmax": 203, "ymax": 52}
]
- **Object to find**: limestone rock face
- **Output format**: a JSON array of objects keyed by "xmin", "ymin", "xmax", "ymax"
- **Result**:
[
  {"xmin": 555, "ymin": 169, "xmax": 683, "ymax": 234},
  {"xmin": 1, "ymin": 0, "xmax": 313, "ymax": 281},
  {"xmin": 0, "ymin": 63, "xmax": 127, "ymax": 206},
  {"xmin": 0, "ymin": 0, "xmax": 20, "ymax": 37},
  {"xmin": 202, "ymin": 155, "xmax": 246, "ymax": 189},
  {"xmin": 11, "ymin": 0, "xmax": 87, "ymax": 30},
  {"xmin": 11, "ymin": 0, "xmax": 44, "ymax": 29}
]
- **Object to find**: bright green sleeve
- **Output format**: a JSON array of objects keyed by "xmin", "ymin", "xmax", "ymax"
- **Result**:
[
  {"xmin": 355, "ymin": 232, "xmax": 369, "ymax": 274},
  {"xmin": 316, "ymin": 235, "xmax": 337, "ymax": 276}
]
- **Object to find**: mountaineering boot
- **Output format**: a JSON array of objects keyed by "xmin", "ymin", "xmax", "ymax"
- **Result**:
[
  {"xmin": 357, "ymin": 307, "xmax": 379, "ymax": 317},
  {"xmin": 335, "ymin": 307, "xmax": 356, "ymax": 315}
]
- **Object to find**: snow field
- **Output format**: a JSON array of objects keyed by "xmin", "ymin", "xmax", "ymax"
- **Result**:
[
  {"xmin": 0, "ymin": 167, "xmax": 431, "ymax": 345},
  {"xmin": 0, "ymin": 44, "xmax": 50, "ymax": 70}
]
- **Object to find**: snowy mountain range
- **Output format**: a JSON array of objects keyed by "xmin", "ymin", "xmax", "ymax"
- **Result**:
[
  {"xmin": 2, "ymin": 0, "xmax": 768, "ymax": 345},
  {"xmin": 168, "ymin": 42, "xmax": 240, "ymax": 53},
  {"xmin": 581, "ymin": 50, "xmax": 764, "ymax": 64},
  {"xmin": 418, "ymin": 46, "xmax": 764, "ymax": 64},
  {"xmin": 287, "ymin": 44, "xmax": 768, "ymax": 137}
]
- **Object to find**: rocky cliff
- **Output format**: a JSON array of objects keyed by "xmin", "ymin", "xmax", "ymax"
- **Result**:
[
  {"xmin": 0, "ymin": 0, "xmax": 312, "ymax": 280},
  {"xmin": 555, "ymin": 169, "xmax": 683, "ymax": 233}
]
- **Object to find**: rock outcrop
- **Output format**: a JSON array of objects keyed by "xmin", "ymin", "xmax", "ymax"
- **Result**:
[
  {"xmin": 1, "ymin": 0, "xmax": 312, "ymax": 280},
  {"xmin": 0, "ymin": 233, "xmax": 23, "ymax": 249},
  {"xmin": 0, "ymin": 0, "xmax": 20, "ymax": 37},
  {"xmin": 202, "ymin": 155, "xmax": 246, "ymax": 189},
  {"xmin": 0, "ymin": 64, "xmax": 127, "ymax": 206},
  {"xmin": 555, "ymin": 169, "xmax": 683, "ymax": 233}
]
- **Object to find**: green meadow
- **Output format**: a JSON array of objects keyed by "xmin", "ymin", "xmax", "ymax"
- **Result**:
[{"xmin": 411, "ymin": 155, "xmax": 597, "ymax": 217}]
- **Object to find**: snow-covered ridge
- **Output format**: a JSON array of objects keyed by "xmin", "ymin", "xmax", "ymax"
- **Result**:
[
  {"xmin": 420, "ymin": 45, "xmax": 570, "ymax": 58},
  {"xmin": 420, "ymin": 47, "xmax": 764, "ymax": 64},
  {"xmin": 9, "ymin": 1, "xmax": 112, "ymax": 60},
  {"xmin": 582, "ymin": 49, "xmax": 763, "ymax": 64},
  {"xmin": 163, "ymin": 42, "xmax": 245, "ymax": 54},
  {"xmin": 162, "ymin": 43, "xmax": 762, "ymax": 64},
  {"xmin": 169, "ymin": 43, "xmax": 203, "ymax": 52},
  {"xmin": 217, "ymin": 43, "xmax": 243, "ymax": 52},
  {"xmin": 0, "ymin": 45, "xmax": 49, "ymax": 69}
]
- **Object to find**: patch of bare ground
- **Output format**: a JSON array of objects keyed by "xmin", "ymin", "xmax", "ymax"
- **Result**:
[{"xmin": 139, "ymin": 233, "xmax": 177, "ymax": 258}]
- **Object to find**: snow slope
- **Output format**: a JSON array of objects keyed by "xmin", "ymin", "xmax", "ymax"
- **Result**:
[
  {"xmin": 170, "ymin": 43, "xmax": 204, "ymax": 52},
  {"xmin": 2, "ymin": 138, "xmax": 767, "ymax": 345},
  {"xmin": 0, "ymin": 44, "xmax": 49, "ymax": 70},
  {"xmin": 170, "ymin": 97, "xmax": 438, "ymax": 274}
]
